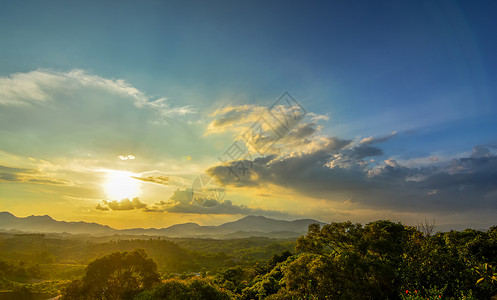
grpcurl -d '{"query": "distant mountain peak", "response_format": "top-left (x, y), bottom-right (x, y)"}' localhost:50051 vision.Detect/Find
top-left (167, 222), bottom-right (200, 229)
top-left (26, 214), bottom-right (53, 220)
top-left (235, 215), bottom-right (267, 223)
top-left (0, 211), bottom-right (324, 238)
top-left (241, 215), bottom-right (269, 220)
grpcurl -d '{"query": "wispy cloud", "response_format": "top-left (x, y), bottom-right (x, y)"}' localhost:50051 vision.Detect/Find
top-left (206, 104), bottom-right (265, 135)
top-left (0, 69), bottom-right (195, 116)
top-left (359, 131), bottom-right (397, 145)
top-left (131, 176), bottom-right (169, 186)
top-left (0, 164), bottom-right (69, 185)
top-left (135, 97), bottom-right (195, 117)
top-left (0, 69), bottom-right (200, 163)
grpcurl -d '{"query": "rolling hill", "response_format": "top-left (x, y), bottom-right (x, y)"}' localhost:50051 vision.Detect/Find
top-left (0, 212), bottom-right (324, 238)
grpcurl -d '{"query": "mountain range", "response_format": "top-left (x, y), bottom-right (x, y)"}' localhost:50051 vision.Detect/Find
top-left (0, 212), bottom-right (324, 239)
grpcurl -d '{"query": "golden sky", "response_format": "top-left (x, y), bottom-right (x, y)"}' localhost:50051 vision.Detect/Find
top-left (1, 2), bottom-right (497, 229)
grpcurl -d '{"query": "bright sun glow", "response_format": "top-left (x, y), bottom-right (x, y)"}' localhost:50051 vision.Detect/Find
top-left (104, 170), bottom-right (141, 200)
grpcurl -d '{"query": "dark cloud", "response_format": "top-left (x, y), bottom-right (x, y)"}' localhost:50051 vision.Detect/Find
top-left (25, 178), bottom-right (69, 185)
top-left (131, 176), bottom-right (169, 186)
top-left (0, 173), bottom-right (21, 182)
top-left (348, 146), bottom-right (384, 159)
top-left (0, 165), bottom-right (30, 173)
top-left (0, 164), bottom-right (69, 185)
top-left (0, 165), bottom-right (30, 182)
top-left (204, 97), bottom-right (495, 215)
top-left (207, 141), bottom-right (497, 213)
top-left (95, 204), bottom-right (110, 211)
top-left (207, 136), bottom-right (355, 191)
top-left (265, 122), bottom-right (321, 153)
top-left (144, 190), bottom-right (288, 217)
top-left (257, 194), bottom-right (271, 197)
top-left (287, 122), bottom-right (317, 140)
top-left (97, 198), bottom-right (148, 211)
top-left (471, 145), bottom-right (492, 158)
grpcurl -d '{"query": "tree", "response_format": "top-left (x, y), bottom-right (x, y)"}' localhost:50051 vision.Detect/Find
top-left (134, 278), bottom-right (231, 300)
top-left (62, 249), bottom-right (160, 300)
top-left (281, 220), bottom-right (412, 299)
top-left (267, 250), bottom-right (292, 270)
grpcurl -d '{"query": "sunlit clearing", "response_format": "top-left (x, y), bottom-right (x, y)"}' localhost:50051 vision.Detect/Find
top-left (104, 170), bottom-right (141, 200)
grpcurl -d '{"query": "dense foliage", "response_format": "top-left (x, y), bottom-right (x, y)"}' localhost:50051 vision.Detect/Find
top-left (62, 249), bottom-right (160, 300)
top-left (240, 221), bottom-right (497, 299)
top-left (2, 221), bottom-right (497, 299)
top-left (0, 233), bottom-right (293, 298)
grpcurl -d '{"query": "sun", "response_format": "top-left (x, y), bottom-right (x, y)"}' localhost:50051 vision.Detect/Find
top-left (104, 170), bottom-right (141, 200)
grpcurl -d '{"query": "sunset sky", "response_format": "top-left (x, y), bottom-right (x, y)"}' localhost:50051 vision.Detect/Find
top-left (1, 1), bottom-right (496, 229)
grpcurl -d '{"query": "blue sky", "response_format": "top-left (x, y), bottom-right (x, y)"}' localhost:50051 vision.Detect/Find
top-left (0, 0), bottom-right (496, 228)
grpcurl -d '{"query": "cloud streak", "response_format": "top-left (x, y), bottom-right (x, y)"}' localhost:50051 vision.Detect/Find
top-left (131, 176), bottom-right (169, 186)
top-left (0, 69), bottom-right (195, 116)
top-left (359, 131), bottom-right (397, 145)
top-left (0, 164), bottom-right (69, 185)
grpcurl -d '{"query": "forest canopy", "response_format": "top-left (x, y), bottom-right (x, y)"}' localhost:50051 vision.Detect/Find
top-left (1, 220), bottom-right (496, 299)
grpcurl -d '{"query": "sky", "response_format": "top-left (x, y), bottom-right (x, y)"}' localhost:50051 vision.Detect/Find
top-left (1, 0), bottom-right (496, 229)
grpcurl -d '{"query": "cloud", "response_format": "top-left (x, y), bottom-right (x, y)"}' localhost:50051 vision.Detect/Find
top-left (97, 197), bottom-right (148, 211)
top-left (95, 204), bottom-right (110, 211)
top-left (144, 190), bottom-right (288, 217)
top-left (471, 145), bottom-right (492, 158)
top-left (0, 69), bottom-right (199, 161)
top-left (119, 155), bottom-right (135, 160)
top-left (363, 148), bottom-right (497, 211)
top-left (131, 176), bottom-right (169, 186)
top-left (207, 102), bottom-right (331, 160)
top-left (0, 165), bottom-right (30, 181)
top-left (286, 122), bottom-right (318, 140)
top-left (206, 141), bottom-right (497, 213)
top-left (347, 146), bottom-right (384, 159)
top-left (208, 136), bottom-right (354, 189)
top-left (359, 131), bottom-right (397, 145)
top-left (204, 100), bottom-right (496, 214)
top-left (0, 69), bottom-right (195, 116)
top-left (0, 164), bottom-right (69, 185)
top-left (135, 97), bottom-right (195, 117)
top-left (94, 189), bottom-right (286, 216)
top-left (206, 104), bottom-right (266, 134)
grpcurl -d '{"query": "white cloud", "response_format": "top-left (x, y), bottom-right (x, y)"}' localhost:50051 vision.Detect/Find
top-left (119, 155), bottom-right (135, 160)
top-left (0, 69), bottom-right (194, 116)
top-left (206, 103), bottom-right (330, 157)
top-left (0, 69), bottom-right (202, 163)
top-left (359, 131), bottom-right (397, 145)
top-left (0, 70), bottom-right (60, 106)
